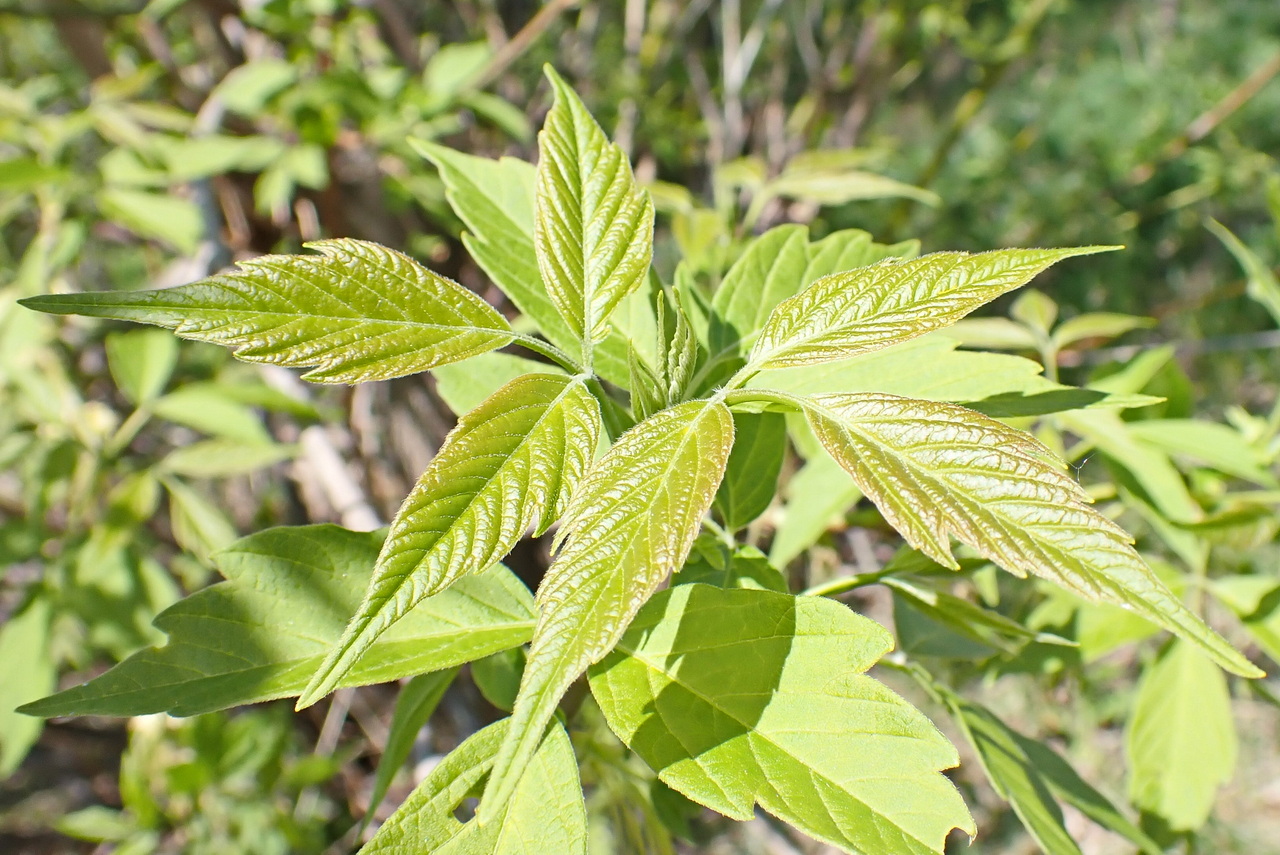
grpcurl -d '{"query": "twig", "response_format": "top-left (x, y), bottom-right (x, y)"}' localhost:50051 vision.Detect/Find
top-left (470, 0), bottom-right (580, 91)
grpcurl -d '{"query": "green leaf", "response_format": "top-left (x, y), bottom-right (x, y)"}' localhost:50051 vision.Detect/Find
top-left (588, 584), bottom-right (974, 854)
top-left (96, 187), bottom-right (202, 253)
top-left (535, 67), bottom-right (654, 347)
top-left (20, 526), bottom-right (535, 717)
top-left (746, 247), bottom-right (1116, 371)
top-left (1125, 418), bottom-right (1277, 486)
top-left (945, 693), bottom-right (1160, 855)
top-left (105, 329), bottom-right (178, 405)
top-left (152, 383), bottom-right (273, 443)
top-left (0, 599), bottom-right (56, 774)
top-left (802, 392), bottom-right (1261, 677)
top-left (160, 438), bottom-right (295, 478)
top-left (1208, 218), bottom-right (1280, 326)
top-left (298, 375), bottom-right (599, 709)
top-left (1052, 312), bottom-right (1154, 349)
top-left (472, 647), bottom-right (526, 713)
top-left (360, 718), bottom-right (586, 855)
top-left (1126, 641), bottom-right (1237, 831)
top-left (366, 669), bottom-right (458, 823)
top-left (944, 317), bottom-right (1040, 350)
top-left (1009, 289), bottom-right (1059, 334)
top-left (713, 411), bottom-right (785, 531)
top-left (412, 140), bottom-right (577, 360)
top-left (481, 400), bottom-right (734, 819)
top-left (769, 449), bottom-right (862, 567)
top-left (675, 534), bottom-right (788, 592)
top-left (20, 239), bottom-right (513, 383)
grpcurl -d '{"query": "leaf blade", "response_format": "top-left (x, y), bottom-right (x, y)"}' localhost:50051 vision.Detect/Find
top-left (20, 239), bottom-right (513, 383)
top-left (802, 392), bottom-right (1260, 677)
top-left (480, 400), bottom-right (734, 818)
top-left (747, 247), bottom-right (1117, 371)
top-left (298, 374), bottom-right (600, 708)
top-left (535, 67), bottom-right (654, 346)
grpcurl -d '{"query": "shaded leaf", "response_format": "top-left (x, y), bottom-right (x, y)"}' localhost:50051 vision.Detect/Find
top-left (298, 375), bottom-right (599, 709)
top-left (433, 352), bottom-right (561, 417)
top-left (481, 401), bottom-right (734, 818)
top-left (713, 411), bottom-right (786, 531)
top-left (675, 534), bottom-right (788, 592)
top-left (105, 329), bottom-right (177, 405)
top-left (20, 526), bottom-right (535, 717)
top-left (21, 239), bottom-right (512, 383)
top-left (803, 392), bottom-right (1259, 676)
top-left (747, 247), bottom-right (1115, 371)
top-left (589, 584), bottom-right (974, 854)
top-left (366, 669), bottom-right (458, 823)
top-left (361, 718), bottom-right (586, 855)
top-left (1126, 641), bottom-right (1237, 831)
top-left (535, 67), bottom-right (654, 346)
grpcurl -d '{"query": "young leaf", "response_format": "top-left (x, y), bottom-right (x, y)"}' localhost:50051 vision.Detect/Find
top-left (20, 239), bottom-right (513, 383)
top-left (298, 375), bottom-right (600, 709)
top-left (675, 534), bottom-right (789, 592)
top-left (1126, 641), bottom-right (1237, 831)
top-left (535, 66), bottom-right (654, 347)
top-left (20, 526), bottom-right (535, 718)
top-left (588, 584), bottom-right (974, 855)
top-left (944, 693), bottom-right (1161, 855)
top-left (802, 392), bottom-right (1261, 677)
top-left (745, 247), bottom-right (1116, 371)
top-left (713, 411), bottom-right (786, 532)
top-left (481, 400), bottom-right (734, 820)
top-left (361, 718), bottom-right (586, 855)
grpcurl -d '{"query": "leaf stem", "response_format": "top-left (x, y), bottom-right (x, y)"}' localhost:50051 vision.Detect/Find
top-left (507, 332), bottom-right (583, 374)
top-left (721, 388), bottom-right (806, 411)
top-left (801, 566), bottom-right (900, 598)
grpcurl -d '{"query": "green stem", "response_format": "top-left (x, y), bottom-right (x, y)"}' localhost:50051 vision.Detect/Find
top-left (801, 566), bottom-right (899, 598)
top-left (507, 332), bottom-right (583, 374)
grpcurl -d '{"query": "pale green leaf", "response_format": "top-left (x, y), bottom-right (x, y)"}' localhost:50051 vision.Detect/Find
top-left (1009, 289), bottom-right (1059, 333)
top-left (21, 239), bottom-right (513, 383)
top-left (1125, 418), bottom-right (1277, 486)
top-left (764, 169), bottom-right (940, 207)
top-left (105, 329), bottom-right (177, 405)
top-left (20, 526), bottom-right (535, 717)
top-left (713, 411), bottom-right (786, 531)
top-left (360, 718), bottom-right (586, 855)
top-left (160, 438), bottom-right (295, 478)
top-left (1126, 641), bottom-right (1237, 830)
top-left (412, 140), bottom-right (578, 359)
top-left (152, 383), bottom-right (273, 443)
top-left (535, 67), bottom-right (654, 345)
top-left (945, 693), bottom-right (1160, 855)
top-left (298, 375), bottom-right (600, 709)
top-left (747, 247), bottom-right (1116, 371)
top-left (1208, 218), bottom-right (1280, 326)
top-left (1052, 312), bottom-right (1154, 349)
top-left (164, 477), bottom-right (236, 563)
top-left (481, 401), bottom-right (734, 818)
top-left (96, 187), bottom-right (202, 253)
top-left (769, 449), bottom-right (862, 567)
top-left (1212, 577), bottom-right (1280, 664)
top-left (803, 392), bottom-right (1260, 676)
top-left (0, 599), bottom-right (56, 774)
top-left (433, 351), bottom-right (563, 417)
top-left (367, 669), bottom-right (458, 823)
top-left (944, 317), bottom-right (1040, 350)
top-left (588, 584), bottom-right (974, 854)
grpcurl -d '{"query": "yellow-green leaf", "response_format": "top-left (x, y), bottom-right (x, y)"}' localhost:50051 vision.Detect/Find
top-left (298, 374), bottom-right (600, 708)
top-left (535, 67), bottom-right (654, 346)
top-left (802, 392), bottom-right (1260, 677)
top-left (480, 400), bottom-right (734, 819)
top-left (746, 247), bottom-right (1116, 371)
top-left (20, 239), bottom-right (512, 383)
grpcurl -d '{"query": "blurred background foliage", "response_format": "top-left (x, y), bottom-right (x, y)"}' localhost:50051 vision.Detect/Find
top-left (2, 1), bottom-right (1280, 853)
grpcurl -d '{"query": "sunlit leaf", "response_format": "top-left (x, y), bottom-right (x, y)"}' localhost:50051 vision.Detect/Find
top-left (535, 67), bottom-right (653, 346)
top-left (361, 718), bottom-right (586, 855)
top-left (21, 239), bottom-right (513, 383)
top-left (20, 526), bottom-right (535, 717)
top-left (589, 584), bottom-right (974, 854)
top-left (481, 401), bottom-right (734, 818)
top-left (1126, 641), bottom-right (1237, 831)
top-left (802, 392), bottom-right (1260, 677)
top-left (747, 247), bottom-right (1116, 371)
top-left (298, 375), bottom-right (599, 709)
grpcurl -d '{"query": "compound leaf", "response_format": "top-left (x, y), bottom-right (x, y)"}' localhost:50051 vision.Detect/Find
top-left (20, 526), bottom-right (535, 718)
top-left (535, 66), bottom-right (654, 346)
top-left (588, 584), bottom-right (974, 855)
top-left (361, 718), bottom-right (585, 855)
top-left (747, 247), bottom-right (1115, 371)
top-left (20, 239), bottom-right (512, 383)
top-left (298, 374), bottom-right (600, 709)
top-left (480, 401), bottom-right (734, 818)
top-left (802, 392), bottom-right (1260, 677)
